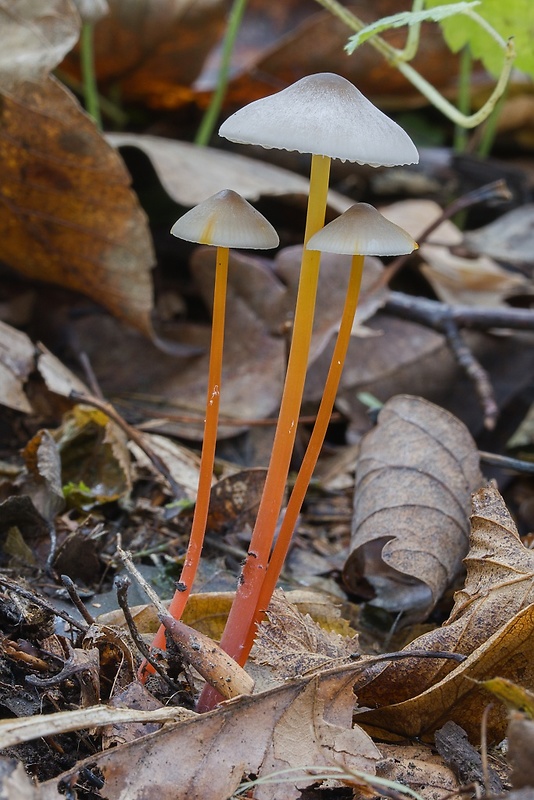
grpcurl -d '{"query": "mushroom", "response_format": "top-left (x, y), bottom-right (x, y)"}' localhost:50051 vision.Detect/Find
top-left (146, 189), bottom-right (278, 664)
top-left (240, 204), bottom-right (418, 656)
top-left (199, 74), bottom-right (418, 709)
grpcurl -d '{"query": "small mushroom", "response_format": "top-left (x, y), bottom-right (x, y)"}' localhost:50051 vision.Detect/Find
top-left (211, 75), bottom-right (419, 681)
top-left (243, 204), bottom-right (418, 654)
top-left (146, 190), bottom-right (278, 664)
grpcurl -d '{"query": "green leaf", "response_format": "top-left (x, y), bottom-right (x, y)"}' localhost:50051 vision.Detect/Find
top-left (345, 2), bottom-right (481, 53)
top-left (425, 0), bottom-right (534, 77)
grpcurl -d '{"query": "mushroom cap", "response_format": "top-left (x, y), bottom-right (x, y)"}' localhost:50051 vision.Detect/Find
top-left (219, 73), bottom-right (419, 167)
top-left (306, 203), bottom-right (418, 256)
top-left (170, 189), bottom-right (279, 249)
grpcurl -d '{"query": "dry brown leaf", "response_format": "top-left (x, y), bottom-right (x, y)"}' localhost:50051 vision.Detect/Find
top-left (355, 602), bottom-right (534, 744)
top-left (0, 0), bottom-right (80, 92)
top-left (381, 199), bottom-right (528, 306)
top-left (107, 134), bottom-right (351, 210)
top-left (62, 0), bottom-right (225, 107)
top-left (39, 665), bottom-right (380, 800)
top-left (252, 590), bottom-right (358, 681)
top-left (508, 713), bottom-right (534, 789)
top-left (465, 204), bottom-right (534, 271)
top-left (356, 486), bottom-right (534, 710)
top-left (0, 320), bottom-right (35, 413)
top-left (0, 76), bottom-right (156, 337)
top-left (378, 743), bottom-right (461, 800)
top-left (343, 395), bottom-right (483, 621)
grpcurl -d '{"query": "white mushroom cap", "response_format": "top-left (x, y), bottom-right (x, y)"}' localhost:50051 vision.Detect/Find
top-left (219, 73), bottom-right (419, 167)
top-left (306, 203), bottom-right (418, 256)
top-left (170, 189), bottom-right (279, 249)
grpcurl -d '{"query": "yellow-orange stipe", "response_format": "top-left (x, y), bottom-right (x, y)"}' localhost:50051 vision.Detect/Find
top-left (198, 155), bottom-right (331, 710)
top-left (145, 246), bottom-right (229, 659)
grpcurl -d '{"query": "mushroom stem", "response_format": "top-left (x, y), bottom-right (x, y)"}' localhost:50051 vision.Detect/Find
top-left (197, 155), bottom-right (330, 710)
top-left (148, 246), bottom-right (229, 657)
top-left (242, 254), bottom-right (365, 657)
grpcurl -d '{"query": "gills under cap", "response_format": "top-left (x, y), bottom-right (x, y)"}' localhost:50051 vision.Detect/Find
top-left (171, 189), bottom-right (279, 249)
top-left (219, 73), bottom-right (419, 168)
top-left (306, 202), bottom-right (418, 256)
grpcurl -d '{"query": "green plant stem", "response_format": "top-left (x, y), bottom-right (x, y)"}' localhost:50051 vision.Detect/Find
top-left (80, 22), bottom-right (102, 129)
top-left (314, 0), bottom-right (515, 128)
top-left (197, 154), bottom-right (331, 711)
top-left (477, 83), bottom-right (508, 157)
top-left (195, 0), bottom-right (249, 146)
top-left (454, 46), bottom-right (473, 152)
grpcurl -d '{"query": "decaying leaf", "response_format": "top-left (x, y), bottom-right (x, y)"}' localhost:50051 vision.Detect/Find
top-left (381, 199), bottom-right (528, 306)
top-left (0, 320), bottom-right (35, 413)
top-left (507, 712), bottom-right (534, 789)
top-left (0, 76), bottom-right (156, 337)
top-left (252, 590), bottom-right (358, 682)
top-left (343, 395), bottom-right (483, 621)
top-left (22, 430), bottom-right (65, 522)
top-left (377, 743), bottom-right (461, 800)
top-left (350, 487), bottom-right (534, 742)
top-left (107, 134), bottom-right (351, 210)
top-left (39, 665), bottom-right (380, 800)
top-left (52, 405), bottom-right (132, 508)
top-left (355, 603), bottom-right (534, 744)
top-left (465, 204), bottom-right (534, 270)
top-left (0, 0), bottom-right (80, 92)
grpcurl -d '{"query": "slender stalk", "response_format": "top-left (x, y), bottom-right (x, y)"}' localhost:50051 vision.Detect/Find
top-left (146, 247), bottom-right (229, 658)
top-left (198, 155), bottom-right (331, 711)
top-left (195, 0), bottom-right (249, 146)
top-left (80, 22), bottom-right (102, 130)
top-left (240, 255), bottom-right (366, 658)
top-left (454, 46), bottom-right (472, 152)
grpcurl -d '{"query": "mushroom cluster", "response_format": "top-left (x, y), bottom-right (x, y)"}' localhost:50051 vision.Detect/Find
top-left (151, 74), bottom-right (419, 707)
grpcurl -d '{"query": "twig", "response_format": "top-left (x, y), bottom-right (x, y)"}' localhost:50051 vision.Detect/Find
top-left (371, 179), bottom-right (512, 293)
top-left (69, 390), bottom-right (185, 499)
top-left (60, 575), bottom-right (96, 626)
top-left (479, 451), bottom-right (534, 476)
top-left (114, 575), bottom-right (178, 690)
top-left (0, 577), bottom-right (87, 634)
top-left (384, 291), bottom-right (534, 430)
top-left (441, 316), bottom-right (498, 430)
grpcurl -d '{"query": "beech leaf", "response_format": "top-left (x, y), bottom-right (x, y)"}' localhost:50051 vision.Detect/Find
top-left (355, 487), bottom-right (534, 739)
top-left (39, 666), bottom-right (380, 800)
top-left (343, 395), bottom-right (483, 621)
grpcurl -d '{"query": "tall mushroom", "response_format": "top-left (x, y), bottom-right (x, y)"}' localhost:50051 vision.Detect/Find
top-left (146, 189), bottom-right (278, 664)
top-left (199, 74), bottom-right (418, 708)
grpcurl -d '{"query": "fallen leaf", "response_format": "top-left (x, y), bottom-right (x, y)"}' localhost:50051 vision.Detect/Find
top-left (0, 0), bottom-right (80, 92)
top-left (39, 664), bottom-right (380, 800)
top-left (62, 0), bottom-right (226, 108)
top-left (129, 432), bottom-right (202, 500)
top-left (355, 603), bottom-right (534, 744)
top-left (22, 429), bottom-right (65, 522)
top-left (0, 76), bottom-right (156, 336)
top-left (107, 134), bottom-right (351, 210)
top-left (53, 405), bottom-right (132, 508)
top-left (355, 486), bottom-right (534, 713)
top-left (252, 590), bottom-right (358, 681)
top-left (381, 199), bottom-right (528, 306)
top-left (343, 395), bottom-right (483, 621)
top-left (464, 204), bottom-right (534, 271)
top-left (377, 743), bottom-right (461, 800)
top-left (0, 758), bottom-right (40, 800)
top-left (0, 320), bottom-right (35, 413)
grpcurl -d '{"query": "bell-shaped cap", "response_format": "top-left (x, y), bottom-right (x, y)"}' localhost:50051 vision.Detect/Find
top-left (171, 189), bottom-right (279, 249)
top-left (306, 203), bottom-right (418, 256)
top-left (219, 73), bottom-right (419, 167)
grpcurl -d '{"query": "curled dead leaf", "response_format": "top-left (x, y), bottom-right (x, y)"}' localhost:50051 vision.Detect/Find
top-left (343, 395), bottom-right (483, 622)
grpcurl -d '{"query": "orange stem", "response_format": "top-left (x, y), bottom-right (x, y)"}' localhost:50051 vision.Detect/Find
top-left (198, 155), bottom-right (331, 710)
top-left (143, 247), bottom-right (229, 669)
top-left (241, 254), bottom-right (365, 658)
